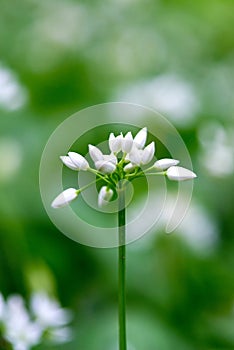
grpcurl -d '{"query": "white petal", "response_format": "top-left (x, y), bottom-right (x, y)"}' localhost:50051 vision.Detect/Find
top-left (109, 133), bottom-right (123, 153)
top-left (98, 186), bottom-right (114, 207)
top-left (124, 162), bottom-right (137, 172)
top-left (88, 144), bottom-right (104, 162)
top-left (122, 131), bottom-right (133, 153)
top-left (51, 188), bottom-right (78, 208)
top-left (60, 156), bottom-right (79, 170)
top-left (141, 142), bottom-right (155, 165)
top-left (30, 293), bottom-right (72, 328)
top-left (166, 166), bottom-right (197, 181)
top-left (134, 127), bottom-right (147, 149)
top-left (68, 152), bottom-right (89, 170)
top-left (95, 160), bottom-right (116, 174)
top-left (128, 146), bottom-right (142, 165)
top-left (153, 158), bottom-right (180, 170)
top-left (103, 153), bottom-right (117, 165)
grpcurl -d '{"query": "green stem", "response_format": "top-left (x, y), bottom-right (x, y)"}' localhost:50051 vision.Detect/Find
top-left (88, 168), bottom-right (113, 185)
top-left (78, 177), bottom-right (102, 193)
top-left (118, 184), bottom-right (127, 350)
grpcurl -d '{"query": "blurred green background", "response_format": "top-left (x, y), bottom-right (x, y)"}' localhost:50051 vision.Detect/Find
top-left (0, 0), bottom-right (234, 349)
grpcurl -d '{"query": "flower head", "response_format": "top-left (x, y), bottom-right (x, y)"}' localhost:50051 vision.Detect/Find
top-left (51, 127), bottom-right (197, 209)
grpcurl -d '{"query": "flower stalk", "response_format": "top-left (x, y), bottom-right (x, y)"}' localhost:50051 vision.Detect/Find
top-left (118, 183), bottom-right (126, 350)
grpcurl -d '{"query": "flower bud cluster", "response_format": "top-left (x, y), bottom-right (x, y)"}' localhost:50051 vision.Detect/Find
top-left (52, 127), bottom-right (197, 208)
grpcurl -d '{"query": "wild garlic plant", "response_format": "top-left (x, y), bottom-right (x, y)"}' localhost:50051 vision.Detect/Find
top-left (51, 126), bottom-right (196, 350)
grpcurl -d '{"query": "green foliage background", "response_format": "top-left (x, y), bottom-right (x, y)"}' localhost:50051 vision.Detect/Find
top-left (0, 0), bottom-right (234, 349)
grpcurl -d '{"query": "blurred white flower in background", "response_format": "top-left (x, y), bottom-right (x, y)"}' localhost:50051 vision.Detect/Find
top-left (128, 195), bottom-right (218, 256)
top-left (48, 326), bottom-right (73, 344)
top-left (0, 292), bottom-right (73, 350)
top-left (27, 3), bottom-right (91, 72)
top-left (0, 63), bottom-right (27, 111)
top-left (161, 195), bottom-right (218, 255)
top-left (198, 122), bottom-right (234, 177)
top-left (3, 295), bottom-right (42, 350)
top-left (0, 293), bottom-right (4, 320)
top-left (114, 74), bottom-right (199, 126)
top-left (30, 292), bottom-right (72, 328)
top-left (0, 138), bottom-right (23, 183)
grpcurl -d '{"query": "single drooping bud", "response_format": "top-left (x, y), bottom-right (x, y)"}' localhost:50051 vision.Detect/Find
top-left (60, 156), bottom-right (80, 170)
top-left (98, 186), bottom-right (114, 207)
top-left (51, 188), bottom-right (78, 208)
top-left (153, 158), bottom-right (179, 170)
top-left (68, 152), bottom-right (89, 170)
top-left (166, 166), bottom-right (197, 181)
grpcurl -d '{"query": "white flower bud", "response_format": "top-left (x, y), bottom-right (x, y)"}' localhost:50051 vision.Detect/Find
top-left (60, 156), bottom-right (79, 170)
top-left (51, 188), bottom-right (78, 208)
top-left (128, 142), bottom-right (155, 166)
top-left (166, 166), bottom-right (197, 181)
top-left (133, 127), bottom-right (147, 149)
top-left (68, 152), bottom-right (89, 170)
top-left (109, 133), bottom-right (123, 153)
top-left (141, 142), bottom-right (155, 165)
top-left (95, 160), bottom-right (116, 174)
top-left (122, 131), bottom-right (133, 153)
top-left (103, 153), bottom-right (117, 165)
top-left (88, 144), bottom-right (104, 162)
top-left (153, 158), bottom-right (180, 170)
top-left (127, 145), bottom-right (142, 165)
top-left (98, 186), bottom-right (114, 207)
top-left (124, 162), bottom-right (136, 172)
